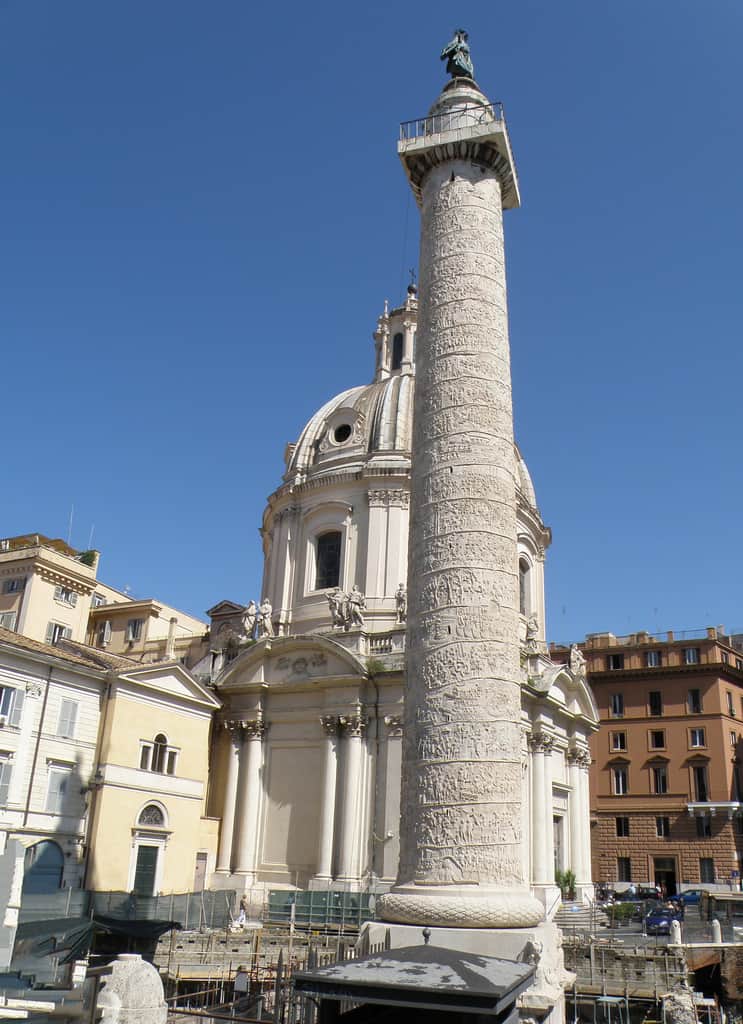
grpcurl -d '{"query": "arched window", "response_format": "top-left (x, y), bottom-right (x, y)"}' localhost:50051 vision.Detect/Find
top-left (519, 558), bottom-right (531, 616)
top-left (152, 734), bottom-right (168, 774)
top-left (138, 804), bottom-right (165, 827)
top-left (23, 840), bottom-right (64, 894)
top-left (316, 531), bottom-right (341, 590)
top-left (391, 333), bottom-right (404, 371)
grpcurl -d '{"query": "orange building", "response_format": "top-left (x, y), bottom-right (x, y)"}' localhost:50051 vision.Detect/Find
top-left (552, 627), bottom-right (743, 895)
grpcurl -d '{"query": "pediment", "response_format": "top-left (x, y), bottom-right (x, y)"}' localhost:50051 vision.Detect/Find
top-left (217, 634), bottom-right (368, 691)
top-left (116, 662), bottom-right (221, 710)
top-left (207, 599), bottom-right (246, 617)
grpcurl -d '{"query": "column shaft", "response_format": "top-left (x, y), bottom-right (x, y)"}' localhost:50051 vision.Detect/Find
top-left (234, 719), bottom-right (267, 877)
top-left (531, 746), bottom-right (548, 884)
top-left (315, 717), bottom-right (339, 881)
top-left (216, 727), bottom-right (242, 872)
top-left (336, 710), bottom-right (366, 881)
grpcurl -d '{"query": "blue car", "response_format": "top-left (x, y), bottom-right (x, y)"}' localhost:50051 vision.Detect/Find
top-left (644, 905), bottom-right (683, 935)
top-left (678, 889), bottom-right (705, 906)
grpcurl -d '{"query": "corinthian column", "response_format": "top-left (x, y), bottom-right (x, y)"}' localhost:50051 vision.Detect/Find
top-left (566, 748), bottom-right (585, 887)
top-left (216, 723), bottom-right (242, 872)
top-left (530, 732), bottom-right (554, 886)
top-left (314, 715), bottom-right (340, 883)
top-left (379, 72), bottom-right (542, 928)
top-left (336, 707), bottom-right (367, 882)
top-left (233, 716), bottom-right (267, 881)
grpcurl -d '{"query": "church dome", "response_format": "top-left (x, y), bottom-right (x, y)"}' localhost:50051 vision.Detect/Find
top-left (285, 374), bottom-right (414, 484)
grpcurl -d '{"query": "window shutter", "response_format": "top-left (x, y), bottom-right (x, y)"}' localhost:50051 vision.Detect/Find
top-left (9, 688), bottom-right (24, 728)
top-left (45, 622), bottom-right (55, 643)
top-left (103, 620), bottom-right (112, 644)
top-left (63, 627), bottom-right (72, 640)
top-left (0, 762), bottom-right (11, 805)
top-left (70, 592), bottom-right (78, 607)
top-left (58, 699), bottom-right (78, 738)
top-left (54, 586), bottom-right (62, 600)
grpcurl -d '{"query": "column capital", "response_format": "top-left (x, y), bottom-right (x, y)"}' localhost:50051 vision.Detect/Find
top-left (320, 714), bottom-right (340, 737)
top-left (566, 746), bottom-right (591, 769)
top-left (384, 715), bottom-right (404, 736)
top-left (529, 731), bottom-right (554, 754)
top-left (243, 716), bottom-right (267, 740)
top-left (368, 489), bottom-right (409, 509)
top-left (339, 707), bottom-right (367, 737)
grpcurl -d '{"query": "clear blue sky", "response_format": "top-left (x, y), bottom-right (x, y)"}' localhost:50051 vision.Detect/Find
top-left (2, 1), bottom-right (742, 643)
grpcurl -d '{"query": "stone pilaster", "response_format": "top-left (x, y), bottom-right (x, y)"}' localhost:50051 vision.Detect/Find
top-left (379, 78), bottom-right (542, 929)
top-left (529, 732), bottom-right (555, 886)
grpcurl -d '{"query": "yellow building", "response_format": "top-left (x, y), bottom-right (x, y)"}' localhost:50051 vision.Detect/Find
top-left (0, 533), bottom-right (208, 668)
top-left (85, 661), bottom-right (221, 895)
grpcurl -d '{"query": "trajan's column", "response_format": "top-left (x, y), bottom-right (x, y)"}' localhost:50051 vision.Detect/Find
top-left (378, 32), bottom-right (544, 931)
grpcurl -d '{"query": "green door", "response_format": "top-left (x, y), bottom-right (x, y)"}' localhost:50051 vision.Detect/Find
top-left (133, 845), bottom-right (159, 896)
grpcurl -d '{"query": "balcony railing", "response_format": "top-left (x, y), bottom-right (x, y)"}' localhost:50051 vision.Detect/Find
top-left (400, 101), bottom-right (504, 142)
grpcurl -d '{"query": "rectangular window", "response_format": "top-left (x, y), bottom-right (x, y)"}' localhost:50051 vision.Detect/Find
top-left (693, 765), bottom-right (709, 802)
top-left (57, 699), bottom-right (78, 739)
top-left (696, 816), bottom-right (712, 838)
top-left (650, 730), bottom-right (665, 749)
top-left (652, 764), bottom-right (668, 794)
top-left (139, 744), bottom-right (153, 771)
top-left (126, 619), bottom-right (144, 642)
top-left (615, 816), bottom-right (630, 837)
top-left (0, 759), bottom-right (12, 805)
top-left (0, 686), bottom-right (24, 727)
top-left (617, 857), bottom-right (632, 882)
top-left (53, 585), bottom-right (78, 607)
top-left (687, 689), bottom-right (703, 714)
top-left (0, 612), bottom-right (17, 630)
top-left (45, 767), bottom-right (71, 815)
top-left (2, 578), bottom-right (24, 594)
top-left (97, 620), bottom-right (112, 647)
top-left (727, 692), bottom-right (735, 717)
top-left (612, 766), bottom-right (629, 795)
top-left (700, 857), bottom-right (715, 883)
top-left (648, 690), bottom-right (663, 716)
top-left (690, 727), bottom-right (706, 748)
top-left (722, 651), bottom-right (729, 665)
top-left (45, 622), bottom-right (72, 644)
top-left (610, 693), bottom-right (624, 718)
top-left (646, 651), bottom-right (662, 668)
top-left (656, 816), bottom-right (670, 838)
top-left (608, 653), bottom-right (625, 671)
top-left (166, 750), bottom-right (177, 776)
top-left (91, 593), bottom-right (107, 607)
top-left (610, 731), bottom-right (627, 752)
top-left (731, 731), bottom-right (738, 748)
top-left (684, 647), bottom-right (700, 665)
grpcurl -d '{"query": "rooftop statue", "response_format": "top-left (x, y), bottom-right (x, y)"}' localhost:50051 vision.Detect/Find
top-left (440, 29), bottom-right (475, 80)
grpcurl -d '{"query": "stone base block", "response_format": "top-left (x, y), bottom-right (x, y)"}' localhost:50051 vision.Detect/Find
top-left (378, 884), bottom-right (543, 928)
top-left (359, 920), bottom-right (573, 1024)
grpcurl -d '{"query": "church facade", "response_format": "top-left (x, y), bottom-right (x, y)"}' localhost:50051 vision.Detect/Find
top-left (205, 286), bottom-right (599, 909)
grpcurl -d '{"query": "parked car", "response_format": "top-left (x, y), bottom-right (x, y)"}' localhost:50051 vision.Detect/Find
top-left (644, 905), bottom-right (683, 935)
top-left (678, 889), bottom-right (705, 906)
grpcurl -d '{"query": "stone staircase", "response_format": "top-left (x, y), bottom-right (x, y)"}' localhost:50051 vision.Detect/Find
top-left (554, 900), bottom-right (610, 932)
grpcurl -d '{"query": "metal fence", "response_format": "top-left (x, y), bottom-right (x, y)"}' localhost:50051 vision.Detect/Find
top-left (19, 888), bottom-right (237, 930)
top-left (399, 101), bottom-right (504, 141)
top-left (265, 890), bottom-right (374, 931)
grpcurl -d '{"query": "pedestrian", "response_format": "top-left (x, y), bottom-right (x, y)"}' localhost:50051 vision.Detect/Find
top-left (236, 894), bottom-right (248, 927)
